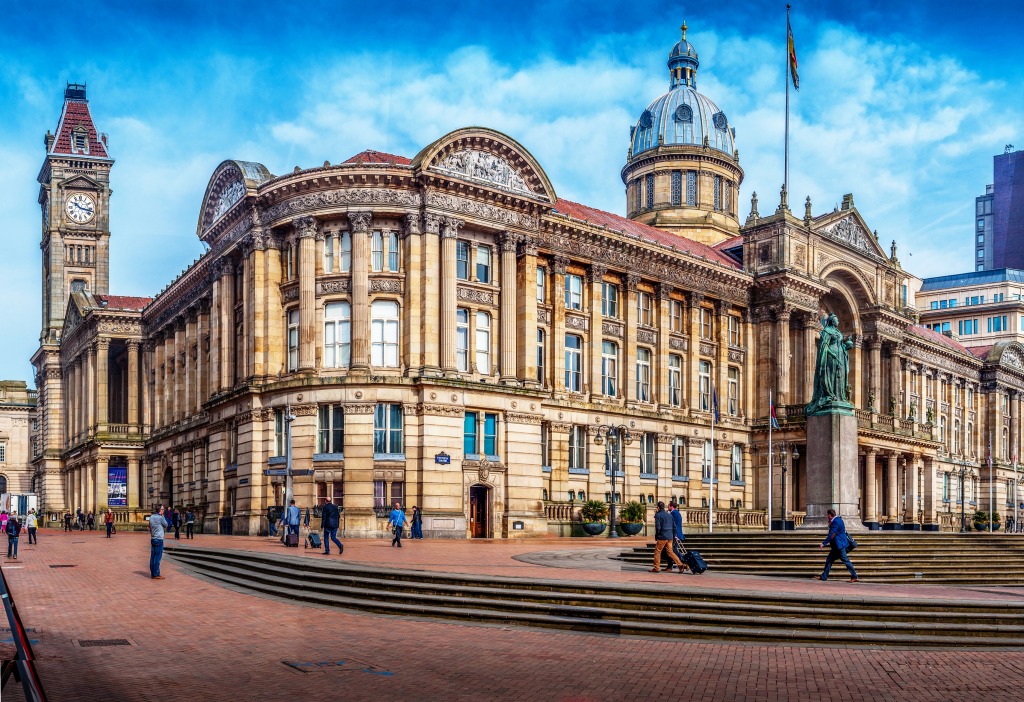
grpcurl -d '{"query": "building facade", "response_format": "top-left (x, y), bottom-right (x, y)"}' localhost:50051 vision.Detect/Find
top-left (30, 30), bottom-right (1024, 536)
top-left (976, 148), bottom-right (1023, 271)
top-left (0, 381), bottom-right (38, 498)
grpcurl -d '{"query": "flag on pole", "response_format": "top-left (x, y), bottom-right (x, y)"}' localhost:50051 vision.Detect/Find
top-left (787, 12), bottom-right (800, 91)
top-left (770, 398), bottom-right (781, 430)
top-left (711, 383), bottom-right (720, 424)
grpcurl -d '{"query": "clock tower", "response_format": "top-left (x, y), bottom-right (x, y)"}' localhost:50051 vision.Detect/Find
top-left (37, 82), bottom-right (113, 344)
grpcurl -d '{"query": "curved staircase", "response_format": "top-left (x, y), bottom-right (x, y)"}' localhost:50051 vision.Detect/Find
top-left (167, 544), bottom-right (1024, 648)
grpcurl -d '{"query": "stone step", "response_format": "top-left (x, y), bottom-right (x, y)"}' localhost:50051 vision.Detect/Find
top-left (167, 546), bottom-right (1024, 647)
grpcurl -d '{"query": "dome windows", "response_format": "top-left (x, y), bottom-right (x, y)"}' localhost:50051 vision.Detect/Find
top-left (674, 105), bottom-right (693, 123)
top-left (712, 112), bottom-right (728, 131)
top-left (639, 110), bottom-right (653, 129)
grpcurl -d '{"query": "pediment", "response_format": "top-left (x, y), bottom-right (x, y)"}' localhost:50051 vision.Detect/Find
top-left (59, 174), bottom-right (101, 191)
top-left (985, 342), bottom-right (1024, 371)
top-left (196, 160), bottom-right (274, 238)
top-left (811, 209), bottom-right (888, 261)
top-left (413, 127), bottom-right (556, 203)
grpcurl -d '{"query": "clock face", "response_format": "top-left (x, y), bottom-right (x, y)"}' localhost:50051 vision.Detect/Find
top-left (65, 193), bottom-right (96, 224)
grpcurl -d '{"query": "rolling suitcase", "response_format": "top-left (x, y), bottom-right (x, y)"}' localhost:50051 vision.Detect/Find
top-left (305, 532), bottom-right (322, 549)
top-left (682, 549), bottom-right (708, 574)
top-left (286, 531), bottom-right (300, 547)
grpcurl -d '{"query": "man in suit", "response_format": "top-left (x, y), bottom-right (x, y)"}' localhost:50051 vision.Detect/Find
top-left (815, 508), bottom-right (858, 582)
top-left (650, 502), bottom-right (685, 573)
top-left (320, 501), bottom-right (344, 555)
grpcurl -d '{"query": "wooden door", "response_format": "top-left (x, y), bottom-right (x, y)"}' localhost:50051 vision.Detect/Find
top-left (470, 485), bottom-right (488, 538)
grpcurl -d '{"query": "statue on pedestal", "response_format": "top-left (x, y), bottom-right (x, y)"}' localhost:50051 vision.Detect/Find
top-left (806, 313), bottom-right (855, 416)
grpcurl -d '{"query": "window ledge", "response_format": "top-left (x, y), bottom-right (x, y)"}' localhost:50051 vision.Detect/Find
top-left (701, 478), bottom-right (720, 485)
top-left (730, 480), bottom-right (746, 486)
top-left (671, 476), bottom-right (689, 483)
top-left (373, 453), bottom-right (405, 462)
top-left (313, 453), bottom-right (345, 462)
top-left (268, 456), bottom-right (287, 466)
top-left (542, 465), bottom-right (552, 474)
top-left (568, 468), bottom-right (590, 475)
top-left (639, 473), bottom-right (658, 480)
top-left (604, 470), bottom-right (625, 477)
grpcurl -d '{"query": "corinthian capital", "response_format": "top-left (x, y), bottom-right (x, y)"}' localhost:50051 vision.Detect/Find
top-left (499, 231), bottom-right (520, 253)
top-left (402, 212), bottom-right (422, 237)
top-left (423, 213), bottom-right (443, 235)
top-left (347, 211), bottom-right (372, 233)
top-left (440, 216), bottom-right (465, 239)
top-left (293, 216), bottom-right (318, 239)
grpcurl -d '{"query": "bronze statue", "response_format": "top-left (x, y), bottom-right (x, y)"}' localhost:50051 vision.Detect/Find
top-left (806, 313), bottom-right (854, 415)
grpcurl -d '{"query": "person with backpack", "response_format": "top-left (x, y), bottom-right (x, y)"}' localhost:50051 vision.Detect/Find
top-left (26, 509), bottom-right (38, 545)
top-left (410, 506), bottom-right (424, 539)
top-left (387, 502), bottom-right (408, 548)
top-left (320, 501), bottom-right (344, 556)
top-left (6, 512), bottom-right (22, 560)
top-left (86, 512), bottom-right (95, 530)
top-left (185, 510), bottom-right (196, 539)
top-left (171, 509), bottom-right (182, 540)
top-left (63, 511), bottom-right (73, 532)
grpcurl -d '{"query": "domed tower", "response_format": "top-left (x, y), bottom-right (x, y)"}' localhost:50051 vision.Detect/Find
top-left (622, 23), bottom-right (743, 246)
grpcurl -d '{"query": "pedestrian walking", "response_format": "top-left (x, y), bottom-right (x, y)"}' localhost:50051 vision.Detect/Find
top-left (170, 509), bottom-right (182, 540)
top-left (185, 509), bottom-right (196, 539)
top-left (77, 509), bottom-right (86, 531)
top-left (86, 511), bottom-right (95, 530)
top-left (388, 502), bottom-right (408, 547)
top-left (147, 505), bottom-right (170, 579)
top-left (283, 500), bottom-right (301, 544)
top-left (63, 511), bottom-right (72, 532)
top-left (6, 513), bottom-right (22, 560)
top-left (650, 502), bottom-right (685, 573)
top-left (410, 506), bottom-right (423, 539)
top-left (26, 509), bottom-right (38, 545)
top-left (0, 511), bottom-right (8, 535)
top-left (815, 508), bottom-right (859, 582)
top-left (665, 501), bottom-right (689, 572)
top-left (320, 501), bottom-right (344, 555)
top-left (104, 509), bottom-right (115, 538)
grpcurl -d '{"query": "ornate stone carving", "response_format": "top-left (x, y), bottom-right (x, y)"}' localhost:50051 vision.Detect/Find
top-left (370, 278), bottom-right (403, 294)
top-left (292, 403), bottom-right (318, 417)
top-left (588, 263), bottom-right (608, 284)
top-left (281, 285), bottom-right (300, 303)
top-left (440, 216), bottom-right (465, 239)
top-left (537, 308), bottom-right (551, 325)
top-left (687, 291), bottom-right (704, 307)
top-left (214, 179), bottom-right (246, 221)
top-left (658, 282), bottom-right (674, 300)
top-left (423, 213), bottom-right (442, 234)
top-left (552, 255), bottom-right (570, 275)
top-left (293, 216), bottom-right (318, 239)
top-left (317, 279), bottom-right (351, 295)
top-left (426, 191), bottom-right (538, 229)
top-left (637, 329), bottom-right (656, 345)
top-left (498, 231), bottom-right (520, 253)
top-left (728, 349), bottom-right (744, 363)
top-left (565, 313), bottom-right (589, 332)
top-left (505, 412), bottom-right (543, 425)
top-left (669, 336), bottom-right (688, 351)
top-left (402, 212), bottom-right (421, 236)
top-left (457, 286), bottom-right (494, 305)
top-left (347, 211), bottom-right (372, 233)
top-left (433, 149), bottom-right (534, 197)
top-left (413, 403), bottom-right (466, 417)
top-left (344, 403), bottom-right (377, 415)
top-left (518, 236), bottom-right (539, 257)
top-left (97, 320), bottom-right (142, 335)
top-left (602, 320), bottom-right (623, 339)
top-left (699, 342), bottom-right (715, 357)
top-left (262, 190), bottom-right (420, 225)
top-left (819, 216), bottom-right (879, 258)
top-left (625, 273), bottom-right (641, 292)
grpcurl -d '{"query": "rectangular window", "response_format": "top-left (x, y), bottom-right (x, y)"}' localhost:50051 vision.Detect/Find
top-left (476, 244), bottom-right (491, 283)
top-left (483, 413), bottom-right (497, 456)
top-left (537, 268), bottom-right (546, 303)
top-left (370, 300), bottom-right (400, 367)
top-left (317, 404), bottom-right (345, 455)
top-left (565, 334), bottom-right (583, 392)
top-left (645, 173), bottom-right (654, 209)
top-left (316, 480), bottom-right (344, 507)
top-left (569, 425), bottom-right (586, 471)
top-left (699, 360), bottom-right (712, 411)
top-left (731, 445), bottom-right (742, 482)
top-left (463, 413), bottom-right (478, 456)
top-left (456, 308), bottom-right (470, 372)
top-left (564, 274), bottom-right (583, 310)
top-left (930, 301), bottom-right (939, 310)
top-left (323, 302), bottom-right (351, 368)
top-left (978, 218), bottom-right (985, 231)
top-left (273, 409), bottom-right (285, 457)
top-left (637, 291), bottom-right (653, 326)
top-left (702, 439), bottom-right (713, 480)
top-left (387, 231), bottom-right (399, 272)
top-left (374, 403), bottom-right (403, 456)
top-left (672, 438), bottom-right (686, 478)
top-left (686, 171), bottom-right (697, 206)
top-left (669, 354), bottom-right (682, 407)
top-left (727, 367), bottom-right (739, 416)
top-left (286, 309), bottom-right (299, 372)
top-left (640, 433), bottom-right (656, 475)
top-left (636, 348), bottom-right (651, 402)
top-left (476, 311), bottom-right (491, 374)
top-left (540, 423), bottom-right (550, 469)
top-left (536, 329), bottom-right (545, 384)
top-left (700, 308), bottom-right (713, 339)
top-left (371, 231), bottom-right (384, 272)
top-left (669, 300), bottom-right (683, 333)
top-left (601, 341), bottom-right (618, 397)
top-left (605, 440), bottom-right (622, 477)
top-left (942, 473), bottom-right (950, 502)
top-left (456, 241), bottom-right (470, 280)
top-left (339, 231), bottom-right (352, 272)
top-left (978, 234), bottom-right (984, 244)
top-left (728, 315), bottom-right (741, 346)
top-left (601, 282), bottom-right (619, 318)
top-left (324, 233), bottom-right (334, 273)
top-left (670, 170), bottom-right (682, 205)
top-left (713, 175), bottom-right (722, 211)
top-left (374, 480), bottom-right (386, 511)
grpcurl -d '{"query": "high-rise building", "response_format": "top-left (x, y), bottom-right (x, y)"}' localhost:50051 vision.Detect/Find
top-left (975, 147), bottom-right (1023, 271)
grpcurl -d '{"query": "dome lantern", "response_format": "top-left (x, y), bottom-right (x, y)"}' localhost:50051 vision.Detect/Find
top-left (668, 21), bottom-right (699, 89)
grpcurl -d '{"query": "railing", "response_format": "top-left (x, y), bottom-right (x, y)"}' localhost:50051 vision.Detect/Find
top-left (0, 565), bottom-right (48, 700)
top-left (106, 424), bottom-right (130, 434)
top-left (680, 508), bottom-right (767, 530)
top-left (545, 503), bottom-right (580, 521)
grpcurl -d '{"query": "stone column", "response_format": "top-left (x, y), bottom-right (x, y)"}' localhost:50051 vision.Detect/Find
top-left (889, 347), bottom-right (902, 418)
top-left (922, 455), bottom-right (938, 530)
top-left (95, 461), bottom-right (108, 513)
top-left (849, 338), bottom-right (863, 408)
top-left (904, 454), bottom-right (920, 529)
top-left (293, 216), bottom-right (318, 372)
top-left (587, 264), bottom-right (607, 399)
top-left (421, 214), bottom-right (442, 375)
top-left (686, 292), bottom-right (704, 413)
top-left (624, 273), bottom-right (640, 402)
top-left (174, 318), bottom-right (186, 421)
top-left (885, 452), bottom-right (899, 529)
top-left (499, 232), bottom-right (518, 384)
top-left (184, 313), bottom-right (195, 417)
top-left (715, 299), bottom-right (729, 415)
top-left (153, 335), bottom-right (164, 429)
top-left (248, 232), bottom-right (269, 379)
top-left (347, 211), bottom-right (372, 373)
top-left (775, 308), bottom-right (791, 406)
top-left (552, 256), bottom-right (569, 393)
top-left (868, 338), bottom-right (881, 410)
top-left (127, 457), bottom-right (141, 510)
top-left (403, 214), bottom-right (423, 374)
top-left (656, 283), bottom-right (673, 407)
top-left (197, 301), bottom-right (209, 409)
top-left (126, 340), bottom-right (139, 429)
top-left (515, 237), bottom-right (539, 386)
top-left (86, 344), bottom-right (96, 436)
top-left (209, 261), bottom-right (223, 393)
top-left (94, 338), bottom-right (109, 431)
top-left (804, 315), bottom-right (817, 404)
top-left (863, 449), bottom-right (878, 528)
top-left (1011, 389), bottom-right (1019, 463)
top-left (439, 217), bottom-right (464, 374)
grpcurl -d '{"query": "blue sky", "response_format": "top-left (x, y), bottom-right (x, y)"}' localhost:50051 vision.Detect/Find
top-left (2, 0), bottom-right (1022, 383)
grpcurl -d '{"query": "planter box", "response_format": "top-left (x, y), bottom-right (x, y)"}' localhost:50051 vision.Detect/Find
top-left (581, 522), bottom-right (607, 536)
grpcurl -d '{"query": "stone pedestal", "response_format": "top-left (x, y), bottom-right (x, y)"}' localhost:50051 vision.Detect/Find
top-left (802, 408), bottom-right (866, 531)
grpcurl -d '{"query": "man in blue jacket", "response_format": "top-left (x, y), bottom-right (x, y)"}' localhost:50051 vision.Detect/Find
top-left (320, 501), bottom-right (344, 555)
top-left (815, 508), bottom-right (858, 582)
top-left (650, 502), bottom-right (685, 573)
top-left (283, 499), bottom-right (301, 543)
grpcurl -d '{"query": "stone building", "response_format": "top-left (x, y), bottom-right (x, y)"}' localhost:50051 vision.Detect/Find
top-left (29, 28), bottom-right (1024, 535)
top-left (0, 381), bottom-right (38, 498)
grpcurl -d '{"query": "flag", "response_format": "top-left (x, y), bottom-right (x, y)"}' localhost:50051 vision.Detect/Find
top-left (787, 13), bottom-right (800, 91)
top-left (770, 398), bottom-right (781, 430)
top-left (711, 383), bottom-right (720, 424)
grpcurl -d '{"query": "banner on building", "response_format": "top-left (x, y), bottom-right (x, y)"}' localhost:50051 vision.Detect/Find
top-left (108, 466), bottom-right (128, 507)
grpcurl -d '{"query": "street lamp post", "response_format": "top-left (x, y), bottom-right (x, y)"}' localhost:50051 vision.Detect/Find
top-left (776, 441), bottom-right (800, 531)
top-left (284, 405), bottom-right (297, 508)
top-left (593, 424), bottom-right (634, 539)
top-left (954, 457), bottom-right (973, 533)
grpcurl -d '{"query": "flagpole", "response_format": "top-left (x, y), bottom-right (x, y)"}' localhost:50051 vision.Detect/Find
top-left (784, 4), bottom-right (791, 200)
top-left (768, 390), bottom-right (774, 532)
top-left (990, 434), bottom-right (994, 533)
top-left (1014, 454), bottom-right (1018, 533)
top-left (710, 390), bottom-right (715, 534)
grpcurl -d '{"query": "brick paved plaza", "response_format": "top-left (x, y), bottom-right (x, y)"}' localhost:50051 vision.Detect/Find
top-left (4, 530), bottom-right (1024, 701)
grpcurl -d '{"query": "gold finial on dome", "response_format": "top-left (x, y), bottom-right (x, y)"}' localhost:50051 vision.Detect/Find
top-left (681, 21), bottom-right (688, 40)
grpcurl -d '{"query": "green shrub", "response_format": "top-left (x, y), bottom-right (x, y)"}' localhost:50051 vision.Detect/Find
top-left (619, 501), bottom-right (647, 523)
top-left (580, 499), bottom-right (608, 523)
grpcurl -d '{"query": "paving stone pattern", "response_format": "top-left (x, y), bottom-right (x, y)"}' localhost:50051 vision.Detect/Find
top-left (3, 531), bottom-right (1024, 701)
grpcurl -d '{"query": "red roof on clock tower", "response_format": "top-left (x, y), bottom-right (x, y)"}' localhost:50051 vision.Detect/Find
top-left (47, 83), bottom-right (111, 160)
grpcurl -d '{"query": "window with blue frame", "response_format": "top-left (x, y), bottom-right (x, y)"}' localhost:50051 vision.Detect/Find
top-left (373, 403), bottom-right (403, 456)
top-left (464, 413), bottom-right (478, 455)
top-left (464, 412), bottom-right (498, 458)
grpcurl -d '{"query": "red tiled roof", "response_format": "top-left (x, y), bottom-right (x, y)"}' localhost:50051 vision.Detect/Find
top-left (96, 295), bottom-right (151, 311)
top-left (551, 199), bottom-right (742, 269)
top-left (342, 150), bottom-right (411, 165)
top-left (966, 345), bottom-right (994, 360)
top-left (907, 324), bottom-right (973, 357)
top-left (715, 235), bottom-right (744, 251)
top-left (51, 100), bottom-right (109, 158)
